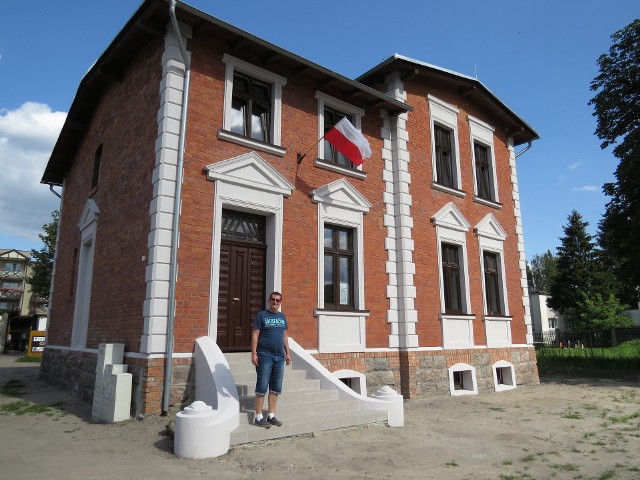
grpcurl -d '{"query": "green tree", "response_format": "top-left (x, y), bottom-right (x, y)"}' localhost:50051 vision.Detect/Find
top-left (589, 19), bottom-right (640, 304)
top-left (26, 210), bottom-right (59, 300)
top-left (548, 211), bottom-right (597, 328)
top-left (577, 292), bottom-right (632, 333)
top-left (527, 250), bottom-right (557, 293)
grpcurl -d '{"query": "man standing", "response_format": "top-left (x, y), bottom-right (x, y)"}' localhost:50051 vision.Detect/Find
top-left (251, 291), bottom-right (291, 428)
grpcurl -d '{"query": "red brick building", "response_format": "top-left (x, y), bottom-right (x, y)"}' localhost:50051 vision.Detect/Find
top-left (41, 0), bottom-right (539, 414)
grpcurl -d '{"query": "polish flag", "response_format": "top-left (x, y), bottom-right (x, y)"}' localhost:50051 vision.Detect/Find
top-left (324, 117), bottom-right (371, 166)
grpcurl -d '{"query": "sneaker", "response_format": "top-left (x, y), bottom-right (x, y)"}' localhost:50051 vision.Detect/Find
top-left (254, 417), bottom-right (271, 428)
top-left (267, 416), bottom-right (283, 427)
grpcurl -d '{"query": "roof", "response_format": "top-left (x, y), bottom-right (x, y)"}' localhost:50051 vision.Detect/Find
top-left (41, 0), bottom-right (412, 185)
top-left (357, 54), bottom-right (539, 146)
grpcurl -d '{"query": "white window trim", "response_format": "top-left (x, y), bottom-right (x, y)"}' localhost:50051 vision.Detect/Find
top-left (448, 363), bottom-right (478, 396)
top-left (429, 95), bottom-right (462, 189)
top-left (311, 179), bottom-right (371, 353)
top-left (222, 54), bottom-right (287, 149)
top-left (432, 203), bottom-right (472, 315)
top-left (468, 115), bottom-right (498, 203)
top-left (475, 214), bottom-right (509, 317)
top-left (315, 91), bottom-right (365, 173)
top-left (492, 360), bottom-right (517, 392)
top-left (433, 203), bottom-right (475, 349)
top-left (71, 199), bottom-right (100, 350)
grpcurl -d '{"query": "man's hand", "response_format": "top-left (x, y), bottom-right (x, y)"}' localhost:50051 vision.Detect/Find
top-left (251, 352), bottom-right (258, 366)
top-left (285, 353), bottom-right (291, 365)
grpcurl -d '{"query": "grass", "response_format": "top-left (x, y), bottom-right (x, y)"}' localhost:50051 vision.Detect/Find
top-left (1, 379), bottom-right (26, 397)
top-left (16, 356), bottom-right (42, 363)
top-left (0, 398), bottom-right (67, 417)
top-left (536, 339), bottom-right (640, 374)
top-left (1, 400), bottom-right (53, 415)
top-left (561, 409), bottom-right (583, 419)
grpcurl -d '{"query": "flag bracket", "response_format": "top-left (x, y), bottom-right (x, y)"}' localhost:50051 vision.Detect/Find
top-left (296, 135), bottom-right (325, 164)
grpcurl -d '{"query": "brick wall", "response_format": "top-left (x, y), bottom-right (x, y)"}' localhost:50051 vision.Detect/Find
top-left (48, 39), bottom-right (164, 351)
top-left (401, 79), bottom-right (527, 347)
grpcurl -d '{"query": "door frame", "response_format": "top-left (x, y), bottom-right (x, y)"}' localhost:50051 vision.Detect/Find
top-left (205, 152), bottom-right (294, 342)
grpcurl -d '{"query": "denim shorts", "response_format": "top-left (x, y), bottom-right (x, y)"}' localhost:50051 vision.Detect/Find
top-left (255, 351), bottom-right (285, 396)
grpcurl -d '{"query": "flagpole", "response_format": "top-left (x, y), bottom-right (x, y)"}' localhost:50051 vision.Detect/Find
top-left (296, 135), bottom-right (326, 164)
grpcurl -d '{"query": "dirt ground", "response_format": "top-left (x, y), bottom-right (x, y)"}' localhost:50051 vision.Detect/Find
top-left (1, 354), bottom-right (639, 480)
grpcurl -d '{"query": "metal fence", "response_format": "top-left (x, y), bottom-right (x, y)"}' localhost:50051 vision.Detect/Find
top-left (534, 327), bottom-right (640, 350)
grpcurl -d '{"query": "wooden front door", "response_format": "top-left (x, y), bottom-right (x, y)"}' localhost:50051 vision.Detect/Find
top-left (217, 210), bottom-right (266, 351)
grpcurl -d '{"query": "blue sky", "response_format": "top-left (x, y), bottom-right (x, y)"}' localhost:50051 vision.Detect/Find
top-left (0, 0), bottom-right (637, 260)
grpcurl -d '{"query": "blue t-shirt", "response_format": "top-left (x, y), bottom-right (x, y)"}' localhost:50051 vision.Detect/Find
top-left (253, 310), bottom-right (288, 354)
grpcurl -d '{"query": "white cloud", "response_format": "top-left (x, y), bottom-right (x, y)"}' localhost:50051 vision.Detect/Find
top-left (0, 102), bottom-right (66, 246)
top-left (568, 161), bottom-right (581, 171)
top-left (571, 185), bottom-right (600, 192)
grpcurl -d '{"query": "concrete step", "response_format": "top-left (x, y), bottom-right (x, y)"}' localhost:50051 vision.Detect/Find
top-left (239, 397), bottom-right (361, 419)
top-left (232, 368), bottom-right (307, 385)
top-left (236, 377), bottom-right (321, 396)
top-left (239, 387), bottom-right (338, 408)
top-left (223, 350), bottom-right (388, 446)
top-left (230, 408), bottom-right (386, 445)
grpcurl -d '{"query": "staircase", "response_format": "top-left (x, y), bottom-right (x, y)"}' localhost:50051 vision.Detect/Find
top-left (225, 352), bottom-right (388, 445)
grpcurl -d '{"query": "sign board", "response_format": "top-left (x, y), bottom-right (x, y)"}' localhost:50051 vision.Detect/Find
top-left (28, 330), bottom-right (46, 357)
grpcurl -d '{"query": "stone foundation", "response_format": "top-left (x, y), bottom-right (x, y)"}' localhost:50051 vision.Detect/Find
top-left (316, 346), bottom-right (539, 398)
top-left (41, 347), bottom-right (196, 415)
top-left (41, 345), bottom-right (538, 414)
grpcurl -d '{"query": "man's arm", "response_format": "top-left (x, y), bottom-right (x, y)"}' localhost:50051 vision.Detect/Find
top-left (283, 330), bottom-right (291, 365)
top-left (251, 329), bottom-right (260, 366)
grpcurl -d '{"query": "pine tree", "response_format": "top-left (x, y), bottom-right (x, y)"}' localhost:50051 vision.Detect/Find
top-left (548, 211), bottom-right (597, 328)
top-left (26, 211), bottom-right (59, 300)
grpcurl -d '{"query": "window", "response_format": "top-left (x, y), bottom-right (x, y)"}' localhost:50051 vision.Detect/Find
top-left (230, 72), bottom-right (271, 143)
top-left (442, 243), bottom-right (463, 314)
top-left (323, 107), bottom-right (354, 168)
top-left (492, 360), bottom-right (516, 392)
top-left (448, 363), bottom-right (478, 396)
top-left (483, 251), bottom-right (502, 315)
top-left (324, 225), bottom-right (354, 309)
top-left (475, 214), bottom-right (508, 319)
top-left (3, 262), bottom-right (22, 272)
top-left (474, 142), bottom-right (493, 200)
top-left (1, 281), bottom-right (20, 289)
top-left (434, 125), bottom-right (455, 188)
top-left (221, 54), bottom-right (287, 155)
top-left (429, 95), bottom-right (462, 193)
top-left (311, 179), bottom-right (370, 353)
top-left (469, 115), bottom-right (498, 203)
top-left (315, 92), bottom-right (365, 175)
top-left (91, 144), bottom-right (103, 189)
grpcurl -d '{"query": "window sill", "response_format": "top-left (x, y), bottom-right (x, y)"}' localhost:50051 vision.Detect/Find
top-left (218, 129), bottom-right (287, 157)
top-left (431, 182), bottom-right (466, 198)
top-left (314, 159), bottom-right (367, 179)
top-left (473, 196), bottom-right (502, 209)
top-left (439, 313), bottom-right (475, 321)
top-left (484, 315), bottom-right (512, 321)
top-left (314, 308), bottom-right (370, 317)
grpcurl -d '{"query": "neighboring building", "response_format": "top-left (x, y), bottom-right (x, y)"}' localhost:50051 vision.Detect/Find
top-left (529, 292), bottom-right (568, 344)
top-left (0, 249), bottom-right (48, 352)
top-left (40, 0), bottom-right (539, 416)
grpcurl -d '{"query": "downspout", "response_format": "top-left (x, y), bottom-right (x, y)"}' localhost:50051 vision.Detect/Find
top-left (163, 0), bottom-right (191, 415)
top-left (515, 141), bottom-right (532, 159)
top-left (49, 184), bottom-right (62, 199)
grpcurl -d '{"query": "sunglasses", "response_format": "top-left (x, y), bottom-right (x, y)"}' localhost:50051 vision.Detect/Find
top-left (269, 298), bottom-right (282, 303)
